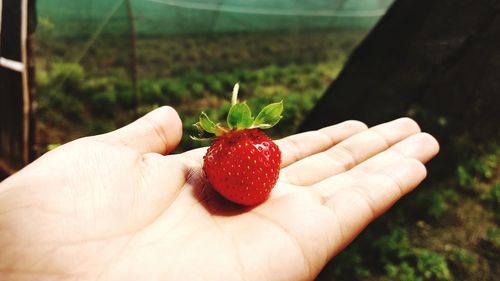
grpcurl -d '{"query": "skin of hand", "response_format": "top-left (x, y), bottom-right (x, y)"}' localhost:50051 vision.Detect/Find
top-left (0, 106), bottom-right (439, 281)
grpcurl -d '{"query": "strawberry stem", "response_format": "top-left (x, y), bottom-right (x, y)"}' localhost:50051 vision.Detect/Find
top-left (192, 83), bottom-right (284, 141)
top-left (231, 83), bottom-right (240, 106)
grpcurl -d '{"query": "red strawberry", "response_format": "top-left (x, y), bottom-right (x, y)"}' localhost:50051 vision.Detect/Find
top-left (203, 129), bottom-right (281, 205)
top-left (193, 83), bottom-right (283, 206)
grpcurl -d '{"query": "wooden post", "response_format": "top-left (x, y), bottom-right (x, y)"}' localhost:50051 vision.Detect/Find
top-left (27, 0), bottom-right (36, 162)
top-left (0, 0), bottom-right (34, 177)
top-left (20, 0), bottom-right (30, 165)
top-left (126, 0), bottom-right (140, 117)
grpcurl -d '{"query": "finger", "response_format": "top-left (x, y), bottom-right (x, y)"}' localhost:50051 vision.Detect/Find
top-left (313, 132), bottom-right (438, 198)
top-left (392, 132), bottom-right (440, 163)
top-left (96, 106), bottom-right (182, 155)
top-left (278, 120), bottom-right (368, 168)
top-left (180, 120), bottom-right (367, 166)
top-left (352, 132), bottom-right (439, 175)
top-left (323, 158), bottom-right (426, 252)
top-left (281, 118), bottom-right (421, 186)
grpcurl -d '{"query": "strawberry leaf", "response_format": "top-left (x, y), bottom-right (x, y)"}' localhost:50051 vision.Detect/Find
top-left (253, 100), bottom-right (283, 129)
top-left (227, 102), bottom-right (254, 129)
top-left (199, 112), bottom-right (217, 134)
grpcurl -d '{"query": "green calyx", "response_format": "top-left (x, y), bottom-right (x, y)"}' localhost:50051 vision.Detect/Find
top-left (192, 83), bottom-right (283, 140)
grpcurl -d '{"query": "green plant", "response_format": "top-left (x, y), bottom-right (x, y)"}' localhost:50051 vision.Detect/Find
top-left (45, 90), bottom-right (85, 122)
top-left (233, 69), bottom-right (254, 83)
top-left (486, 227), bottom-right (500, 247)
top-left (215, 73), bottom-right (239, 89)
top-left (457, 150), bottom-right (498, 192)
top-left (374, 227), bottom-right (412, 261)
top-left (49, 63), bottom-right (85, 95)
top-left (413, 249), bottom-right (451, 280)
top-left (116, 89), bottom-right (134, 109)
top-left (412, 189), bottom-right (451, 220)
top-left (46, 143), bottom-right (61, 151)
top-left (331, 244), bottom-right (371, 279)
top-left (447, 247), bottom-right (476, 266)
top-left (386, 262), bottom-right (423, 281)
top-left (275, 91), bottom-right (321, 136)
top-left (37, 63), bottom-right (87, 122)
top-left (91, 91), bottom-right (117, 115)
top-left (189, 82), bottom-right (205, 97)
top-left (161, 79), bottom-right (190, 104)
top-left (205, 79), bottom-right (224, 96)
top-left (487, 182), bottom-right (500, 204)
top-left (444, 246), bottom-right (478, 279)
top-left (140, 80), bottom-right (164, 104)
top-left (36, 69), bottom-right (51, 91)
top-left (38, 16), bottom-right (54, 34)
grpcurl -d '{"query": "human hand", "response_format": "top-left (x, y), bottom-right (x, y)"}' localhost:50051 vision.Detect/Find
top-left (0, 106), bottom-right (438, 280)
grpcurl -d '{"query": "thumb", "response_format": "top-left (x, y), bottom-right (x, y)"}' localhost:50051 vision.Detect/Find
top-left (98, 106), bottom-right (183, 155)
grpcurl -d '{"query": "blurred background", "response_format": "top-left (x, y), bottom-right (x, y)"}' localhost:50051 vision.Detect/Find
top-left (33, 0), bottom-right (391, 153)
top-left (0, 0), bottom-right (498, 280)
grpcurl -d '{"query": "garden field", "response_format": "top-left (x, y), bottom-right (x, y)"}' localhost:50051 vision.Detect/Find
top-left (35, 29), bottom-right (365, 151)
top-left (34, 29), bottom-right (499, 281)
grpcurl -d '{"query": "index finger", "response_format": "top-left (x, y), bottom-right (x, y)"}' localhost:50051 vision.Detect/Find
top-left (278, 120), bottom-right (368, 168)
top-left (180, 120), bottom-right (368, 167)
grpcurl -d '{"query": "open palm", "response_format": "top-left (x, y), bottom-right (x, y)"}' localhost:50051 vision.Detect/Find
top-left (0, 106), bottom-right (439, 281)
